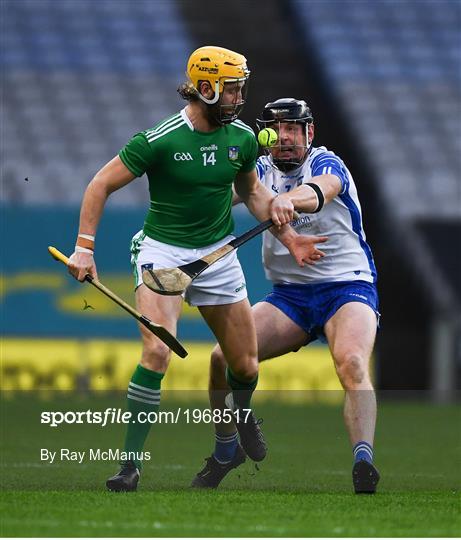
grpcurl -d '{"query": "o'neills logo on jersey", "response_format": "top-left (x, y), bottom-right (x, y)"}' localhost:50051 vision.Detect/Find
top-left (174, 152), bottom-right (193, 161)
top-left (200, 144), bottom-right (218, 152)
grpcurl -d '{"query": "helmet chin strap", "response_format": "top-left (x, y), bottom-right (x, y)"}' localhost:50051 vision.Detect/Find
top-left (207, 103), bottom-right (239, 126)
top-left (203, 102), bottom-right (223, 127)
top-left (273, 146), bottom-right (312, 172)
top-left (196, 76), bottom-right (248, 125)
top-left (197, 80), bottom-right (221, 105)
top-left (204, 94), bottom-right (243, 126)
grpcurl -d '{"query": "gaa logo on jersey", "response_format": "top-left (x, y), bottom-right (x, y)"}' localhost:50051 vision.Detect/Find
top-left (174, 152), bottom-right (193, 161)
top-left (228, 146), bottom-right (239, 161)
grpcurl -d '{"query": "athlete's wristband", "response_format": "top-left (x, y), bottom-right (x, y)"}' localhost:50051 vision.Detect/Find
top-left (75, 246), bottom-right (94, 255)
top-left (304, 182), bottom-right (325, 213)
top-left (76, 233), bottom-right (95, 250)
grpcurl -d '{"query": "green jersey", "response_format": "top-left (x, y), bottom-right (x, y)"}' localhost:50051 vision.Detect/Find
top-left (119, 108), bottom-right (258, 248)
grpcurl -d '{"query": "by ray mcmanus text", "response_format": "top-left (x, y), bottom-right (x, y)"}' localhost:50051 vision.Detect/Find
top-left (40, 448), bottom-right (151, 464)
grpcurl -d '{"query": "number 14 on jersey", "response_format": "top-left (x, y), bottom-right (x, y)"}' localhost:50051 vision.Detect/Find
top-left (202, 152), bottom-right (216, 166)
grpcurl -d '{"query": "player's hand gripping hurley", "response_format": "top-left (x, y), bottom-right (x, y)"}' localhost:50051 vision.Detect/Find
top-left (48, 246), bottom-right (188, 358)
top-left (143, 219), bottom-right (274, 296)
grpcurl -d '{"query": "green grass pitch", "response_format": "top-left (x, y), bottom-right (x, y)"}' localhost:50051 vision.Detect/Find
top-left (1, 394), bottom-right (460, 537)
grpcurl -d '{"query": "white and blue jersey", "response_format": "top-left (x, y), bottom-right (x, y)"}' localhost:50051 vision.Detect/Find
top-left (257, 147), bottom-right (379, 341)
top-left (256, 146), bottom-right (377, 285)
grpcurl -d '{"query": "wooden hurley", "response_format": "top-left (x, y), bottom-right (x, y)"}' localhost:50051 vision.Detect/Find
top-left (48, 246), bottom-right (188, 358)
top-left (142, 219), bottom-right (274, 296)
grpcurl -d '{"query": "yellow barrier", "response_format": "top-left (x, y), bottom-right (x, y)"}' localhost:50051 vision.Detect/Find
top-left (1, 339), bottom-right (342, 395)
top-left (1, 272), bottom-right (201, 319)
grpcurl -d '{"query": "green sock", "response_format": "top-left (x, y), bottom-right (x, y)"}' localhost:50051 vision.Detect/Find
top-left (123, 364), bottom-right (164, 468)
top-left (226, 367), bottom-right (258, 410)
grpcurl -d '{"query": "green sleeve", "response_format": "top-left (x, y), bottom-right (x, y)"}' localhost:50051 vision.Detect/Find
top-left (119, 133), bottom-right (155, 177)
top-left (239, 131), bottom-right (258, 173)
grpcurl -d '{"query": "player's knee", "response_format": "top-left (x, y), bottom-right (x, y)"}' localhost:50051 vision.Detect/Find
top-left (228, 355), bottom-right (258, 382)
top-left (335, 353), bottom-right (369, 389)
top-left (141, 338), bottom-right (171, 371)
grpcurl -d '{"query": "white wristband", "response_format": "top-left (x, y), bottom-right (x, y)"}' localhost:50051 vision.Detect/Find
top-left (78, 233), bottom-right (95, 241)
top-left (75, 246), bottom-right (94, 254)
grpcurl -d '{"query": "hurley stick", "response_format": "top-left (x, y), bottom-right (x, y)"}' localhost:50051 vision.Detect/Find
top-left (48, 246), bottom-right (188, 358)
top-left (143, 219), bottom-right (274, 295)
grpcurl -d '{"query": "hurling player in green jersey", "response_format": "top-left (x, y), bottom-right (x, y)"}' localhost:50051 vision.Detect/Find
top-left (67, 46), bottom-right (326, 492)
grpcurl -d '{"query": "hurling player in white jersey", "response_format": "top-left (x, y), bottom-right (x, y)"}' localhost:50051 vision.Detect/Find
top-left (193, 98), bottom-right (380, 494)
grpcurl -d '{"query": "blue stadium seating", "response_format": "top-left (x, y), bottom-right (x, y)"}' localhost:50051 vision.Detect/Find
top-left (1, 0), bottom-right (192, 205)
top-left (292, 0), bottom-right (460, 219)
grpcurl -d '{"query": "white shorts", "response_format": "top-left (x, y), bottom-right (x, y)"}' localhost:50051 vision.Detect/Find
top-left (130, 231), bottom-right (248, 306)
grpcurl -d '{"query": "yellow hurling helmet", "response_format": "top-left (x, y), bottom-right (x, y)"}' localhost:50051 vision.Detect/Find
top-left (187, 46), bottom-right (250, 105)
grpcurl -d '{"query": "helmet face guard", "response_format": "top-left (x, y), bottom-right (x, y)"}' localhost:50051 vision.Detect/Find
top-left (256, 98), bottom-right (313, 171)
top-left (186, 46), bottom-right (250, 125)
top-left (207, 77), bottom-right (249, 124)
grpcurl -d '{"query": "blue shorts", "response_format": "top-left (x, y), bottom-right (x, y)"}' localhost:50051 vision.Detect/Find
top-left (263, 280), bottom-right (380, 343)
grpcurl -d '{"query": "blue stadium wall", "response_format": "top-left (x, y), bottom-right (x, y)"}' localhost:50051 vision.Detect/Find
top-left (2, 206), bottom-right (271, 341)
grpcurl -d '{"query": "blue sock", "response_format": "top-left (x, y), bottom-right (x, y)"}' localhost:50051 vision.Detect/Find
top-left (214, 432), bottom-right (238, 464)
top-left (353, 441), bottom-right (373, 464)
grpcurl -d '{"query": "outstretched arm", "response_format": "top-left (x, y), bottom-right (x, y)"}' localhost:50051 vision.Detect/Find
top-left (267, 174), bottom-right (341, 266)
top-left (271, 174), bottom-right (341, 215)
top-left (68, 156), bottom-right (136, 281)
top-left (234, 169), bottom-right (294, 226)
top-left (272, 225), bottom-right (328, 266)
top-left (233, 172), bottom-right (327, 266)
